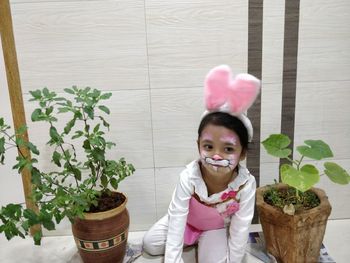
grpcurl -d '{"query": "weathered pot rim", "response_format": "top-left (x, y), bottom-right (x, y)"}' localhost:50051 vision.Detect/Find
top-left (82, 192), bottom-right (127, 221)
top-left (256, 183), bottom-right (331, 217)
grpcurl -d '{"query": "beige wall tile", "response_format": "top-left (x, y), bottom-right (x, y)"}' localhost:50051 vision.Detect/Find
top-left (118, 168), bottom-right (157, 231)
top-left (259, 162), bottom-right (280, 187)
top-left (294, 80), bottom-right (350, 160)
top-left (10, 0), bottom-right (148, 93)
top-left (146, 0), bottom-right (248, 89)
top-left (298, 0), bottom-right (350, 82)
top-left (155, 166), bottom-right (183, 219)
top-left (151, 87), bottom-right (203, 168)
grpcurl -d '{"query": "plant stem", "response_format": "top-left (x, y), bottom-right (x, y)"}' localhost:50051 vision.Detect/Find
top-left (286, 156), bottom-right (299, 167)
top-left (297, 155), bottom-right (304, 170)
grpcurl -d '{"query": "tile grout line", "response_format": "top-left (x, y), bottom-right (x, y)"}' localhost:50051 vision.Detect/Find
top-left (143, 0), bottom-right (158, 220)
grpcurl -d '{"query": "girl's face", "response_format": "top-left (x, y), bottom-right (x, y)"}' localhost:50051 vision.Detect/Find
top-left (198, 124), bottom-right (246, 176)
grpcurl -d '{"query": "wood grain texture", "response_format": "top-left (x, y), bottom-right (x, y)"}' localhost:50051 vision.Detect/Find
top-left (247, 0), bottom-right (263, 223)
top-left (261, 0), bottom-right (285, 84)
top-left (0, 0), bottom-right (41, 235)
top-left (280, 0), bottom-right (300, 171)
top-left (10, 0), bottom-right (149, 93)
top-left (247, 0), bottom-right (263, 187)
top-left (146, 0), bottom-right (248, 89)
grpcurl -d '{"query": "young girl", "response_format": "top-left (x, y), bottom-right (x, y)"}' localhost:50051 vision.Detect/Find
top-left (143, 65), bottom-right (260, 263)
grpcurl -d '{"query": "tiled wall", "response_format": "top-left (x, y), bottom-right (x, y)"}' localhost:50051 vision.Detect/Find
top-left (0, 0), bottom-right (349, 234)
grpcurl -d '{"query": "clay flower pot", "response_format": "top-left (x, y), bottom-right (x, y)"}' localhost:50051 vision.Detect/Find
top-left (256, 184), bottom-right (332, 263)
top-left (72, 192), bottom-right (129, 263)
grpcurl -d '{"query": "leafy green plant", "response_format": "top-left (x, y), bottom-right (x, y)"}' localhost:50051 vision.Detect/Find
top-left (261, 134), bottom-right (349, 213)
top-left (0, 87), bottom-right (135, 244)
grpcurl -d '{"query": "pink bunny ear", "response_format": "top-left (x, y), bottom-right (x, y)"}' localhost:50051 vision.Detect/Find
top-left (228, 73), bottom-right (260, 114)
top-left (204, 65), bottom-right (232, 110)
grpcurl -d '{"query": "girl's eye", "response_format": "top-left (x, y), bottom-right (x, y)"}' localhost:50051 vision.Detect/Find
top-left (224, 147), bottom-right (234, 153)
top-left (203, 144), bottom-right (213, 150)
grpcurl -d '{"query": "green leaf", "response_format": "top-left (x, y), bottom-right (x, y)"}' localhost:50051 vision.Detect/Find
top-left (83, 140), bottom-right (91, 150)
top-left (92, 148), bottom-right (105, 161)
top-left (296, 140), bottom-right (333, 160)
top-left (27, 142), bottom-right (40, 155)
top-left (64, 118), bottom-right (76, 134)
top-left (100, 93), bottom-right (112, 100)
top-left (98, 105), bottom-right (110, 115)
top-left (100, 174), bottom-right (108, 188)
top-left (324, 162), bottom-right (350, 185)
top-left (42, 219), bottom-right (55, 231)
top-left (29, 90), bottom-right (42, 100)
top-left (0, 137), bottom-right (5, 154)
top-left (49, 126), bottom-right (62, 143)
top-left (72, 131), bottom-right (84, 140)
top-left (72, 168), bottom-right (82, 181)
top-left (261, 134), bottom-right (292, 158)
top-left (45, 106), bottom-right (54, 115)
top-left (84, 106), bottom-right (94, 119)
top-left (52, 151), bottom-right (61, 167)
top-left (31, 168), bottom-right (42, 185)
top-left (33, 230), bottom-right (42, 245)
top-left (64, 88), bottom-right (75, 94)
top-left (31, 109), bottom-right (42, 122)
top-left (42, 87), bottom-right (50, 97)
top-left (110, 178), bottom-right (118, 190)
top-left (0, 117), bottom-right (4, 126)
top-left (93, 124), bottom-right (100, 133)
top-left (280, 164), bottom-right (320, 192)
top-left (23, 209), bottom-right (40, 225)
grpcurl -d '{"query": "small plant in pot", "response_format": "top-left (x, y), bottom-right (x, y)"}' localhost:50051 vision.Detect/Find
top-left (256, 134), bottom-right (350, 263)
top-left (0, 87), bottom-right (135, 263)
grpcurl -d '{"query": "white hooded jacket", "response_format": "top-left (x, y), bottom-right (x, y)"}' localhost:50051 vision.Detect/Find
top-left (164, 160), bottom-right (256, 263)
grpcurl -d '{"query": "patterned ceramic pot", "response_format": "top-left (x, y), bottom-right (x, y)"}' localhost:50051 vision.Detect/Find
top-left (72, 192), bottom-right (129, 263)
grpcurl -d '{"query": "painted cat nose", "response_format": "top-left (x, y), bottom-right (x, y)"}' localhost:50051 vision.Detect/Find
top-left (212, 154), bottom-right (223, 160)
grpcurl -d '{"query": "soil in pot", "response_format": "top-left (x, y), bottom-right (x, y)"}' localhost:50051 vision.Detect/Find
top-left (89, 191), bottom-right (126, 213)
top-left (263, 186), bottom-right (320, 213)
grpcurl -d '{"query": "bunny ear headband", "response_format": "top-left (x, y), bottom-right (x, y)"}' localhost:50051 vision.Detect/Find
top-left (202, 65), bottom-right (261, 142)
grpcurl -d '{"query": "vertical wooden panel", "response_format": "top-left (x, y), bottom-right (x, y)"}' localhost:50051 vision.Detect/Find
top-left (0, 0), bottom-right (40, 235)
top-left (247, 0), bottom-right (263, 223)
top-left (280, 0), bottom-right (300, 171)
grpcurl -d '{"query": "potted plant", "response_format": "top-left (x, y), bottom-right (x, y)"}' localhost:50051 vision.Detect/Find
top-left (256, 134), bottom-right (350, 263)
top-left (0, 86), bottom-right (135, 263)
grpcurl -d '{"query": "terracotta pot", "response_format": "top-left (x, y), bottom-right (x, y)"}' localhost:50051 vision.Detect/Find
top-left (256, 184), bottom-right (332, 263)
top-left (72, 192), bottom-right (129, 263)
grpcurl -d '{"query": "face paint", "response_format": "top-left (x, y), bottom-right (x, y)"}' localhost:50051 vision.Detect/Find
top-left (200, 152), bottom-right (238, 174)
top-left (220, 135), bottom-right (237, 145)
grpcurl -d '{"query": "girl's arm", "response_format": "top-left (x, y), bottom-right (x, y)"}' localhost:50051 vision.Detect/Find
top-left (227, 175), bottom-right (256, 262)
top-left (165, 171), bottom-right (193, 263)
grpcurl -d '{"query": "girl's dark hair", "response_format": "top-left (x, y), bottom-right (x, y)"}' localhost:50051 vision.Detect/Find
top-left (198, 112), bottom-right (249, 151)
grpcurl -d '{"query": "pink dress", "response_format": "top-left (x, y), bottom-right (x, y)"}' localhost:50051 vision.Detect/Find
top-left (184, 196), bottom-right (225, 245)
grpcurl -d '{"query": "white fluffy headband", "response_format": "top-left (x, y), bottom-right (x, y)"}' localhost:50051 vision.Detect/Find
top-left (202, 65), bottom-right (261, 142)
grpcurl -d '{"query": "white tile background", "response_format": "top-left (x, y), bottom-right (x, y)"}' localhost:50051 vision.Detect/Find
top-left (0, 0), bottom-right (349, 236)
